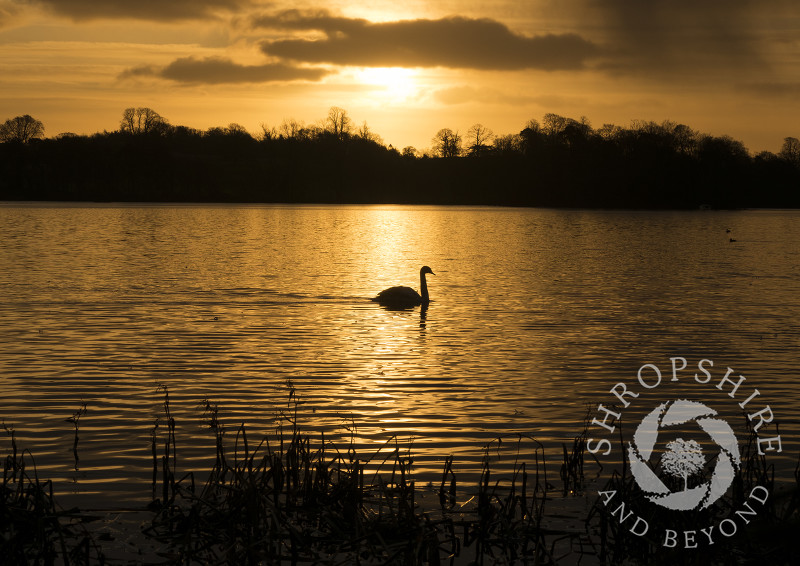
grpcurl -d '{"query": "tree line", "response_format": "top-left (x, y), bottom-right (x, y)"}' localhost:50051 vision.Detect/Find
top-left (1, 107), bottom-right (798, 208)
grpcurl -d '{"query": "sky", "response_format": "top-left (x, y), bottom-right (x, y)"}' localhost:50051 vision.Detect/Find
top-left (1, 0), bottom-right (799, 154)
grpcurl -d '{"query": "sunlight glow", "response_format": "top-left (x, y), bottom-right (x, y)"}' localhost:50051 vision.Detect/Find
top-left (356, 67), bottom-right (418, 101)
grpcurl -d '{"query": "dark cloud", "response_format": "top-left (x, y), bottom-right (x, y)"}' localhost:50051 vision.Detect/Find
top-left (739, 81), bottom-right (800, 98)
top-left (34, 0), bottom-right (249, 22)
top-left (0, 2), bottom-right (22, 28)
top-left (434, 85), bottom-right (536, 106)
top-left (586, 0), bottom-right (771, 75)
top-left (254, 11), bottom-right (598, 71)
top-left (121, 56), bottom-right (329, 84)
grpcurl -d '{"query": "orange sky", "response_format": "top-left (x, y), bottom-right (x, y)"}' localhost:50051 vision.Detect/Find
top-left (1, 0), bottom-right (799, 154)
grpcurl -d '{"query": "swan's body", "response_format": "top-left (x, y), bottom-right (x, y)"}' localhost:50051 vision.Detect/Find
top-left (373, 266), bottom-right (434, 309)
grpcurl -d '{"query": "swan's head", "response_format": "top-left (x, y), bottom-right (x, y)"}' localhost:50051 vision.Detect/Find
top-left (421, 266), bottom-right (435, 276)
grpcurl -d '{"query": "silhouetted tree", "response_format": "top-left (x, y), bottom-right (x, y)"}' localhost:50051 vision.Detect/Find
top-left (120, 107), bottom-right (169, 135)
top-left (561, 117), bottom-right (592, 147)
top-left (466, 123), bottom-right (494, 156)
top-left (0, 114), bottom-right (45, 143)
top-left (672, 123), bottom-right (698, 155)
top-left (755, 150), bottom-right (779, 162)
top-left (524, 118), bottom-right (541, 131)
top-left (696, 134), bottom-right (748, 161)
top-left (541, 113), bottom-right (569, 138)
top-left (492, 134), bottom-right (522, 155)
top-left (260, 123), bottom-right (278, 140)
top-left (273, 118), bottom-right (302, 139)
top-left (627, 120), bottom-right (696, 156)
top-left (204, 124), bottom-right (252, 140)
top-left (597, 123), bottom-right (623, 142)
top-left (432, 128), bottom-right (462, 158)
top-left (537, 113), bottom-right (592, 147)
top-left (357, 121), bottom-right (382, 144)
top-left (225, 123), bottom-right (249, 137)
top-left (326, 106), bottom-right (352, 139)
top-left (779, 137), bottom-right (800, 165)
top-left (171, 125), bottom-right (202, 138)
top-left (519, 121), bottom-right (545, 156)
top-left (3, 107), bottom-right (800, 208)
top-left (202, 123), bottom-right (252, 140)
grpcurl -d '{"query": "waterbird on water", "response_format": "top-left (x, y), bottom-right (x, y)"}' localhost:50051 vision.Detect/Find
top-left (372, 266), bottom-right (434, 309)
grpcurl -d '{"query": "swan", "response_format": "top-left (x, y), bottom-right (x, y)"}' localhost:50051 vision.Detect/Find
top-left (372, 266), bottom-right (435, 309)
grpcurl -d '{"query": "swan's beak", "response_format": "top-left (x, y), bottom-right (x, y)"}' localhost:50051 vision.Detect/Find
top-left (431, 271), bottom-right (436, 275)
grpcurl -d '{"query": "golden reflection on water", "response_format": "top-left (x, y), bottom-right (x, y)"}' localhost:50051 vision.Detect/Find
top-left (1, 204), bottom-right (799, 506)
top-left (359, 207), bottom-right (416, 275)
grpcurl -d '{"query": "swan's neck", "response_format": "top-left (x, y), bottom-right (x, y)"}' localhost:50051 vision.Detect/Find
top-left (420, 270), bottom-right (429, 302)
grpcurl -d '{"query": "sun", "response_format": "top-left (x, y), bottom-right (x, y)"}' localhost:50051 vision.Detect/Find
top-left (356, 67), bottom-right (418, 101)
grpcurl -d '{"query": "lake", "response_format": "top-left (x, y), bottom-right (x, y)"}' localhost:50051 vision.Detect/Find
top-left (1, 203), bottom-right (798, 509)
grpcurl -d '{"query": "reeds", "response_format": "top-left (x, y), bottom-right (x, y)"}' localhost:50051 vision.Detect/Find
top-left (141, 384), bottom-right (561, 565)
top-left (1, 419), bottom-right (105, 565)
top-left (2, 387), bottom-right (798, 565)
top-left (66, 401), bottom-right (88, 469)
top-left (460, 434), bottom-right (550, 565)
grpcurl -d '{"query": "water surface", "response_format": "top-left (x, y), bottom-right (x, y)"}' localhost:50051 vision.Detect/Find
top-left (1, 203), bottom-right (798, 506)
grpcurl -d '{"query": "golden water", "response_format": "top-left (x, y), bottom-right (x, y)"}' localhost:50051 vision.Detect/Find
top-left (1, 203), bottom-right (798, 507)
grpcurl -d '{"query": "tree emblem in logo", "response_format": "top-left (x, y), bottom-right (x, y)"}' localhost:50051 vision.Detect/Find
top-left (627, 399), bottom-right (740, 511)
top-left (661, 438), bottom-right (705, 491)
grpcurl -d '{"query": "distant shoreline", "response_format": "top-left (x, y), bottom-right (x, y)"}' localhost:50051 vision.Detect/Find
top-left (2, 123), bottom-right (799, 209)
top-left (5, 200), bottom-right (800, 212)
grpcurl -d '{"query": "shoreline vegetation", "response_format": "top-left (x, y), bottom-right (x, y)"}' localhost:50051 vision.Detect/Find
top-left (1, 108), bottom-right (799, 209)
top-left (2, 384), bottom-right (799, 565)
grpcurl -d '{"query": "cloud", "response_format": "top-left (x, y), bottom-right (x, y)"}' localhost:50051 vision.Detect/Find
top-left (585, 0), bottom-right (772, 75)
top-left (33, 0), bottom-right (249, 22)
top-left (434, 85), bottom-right (537, 106)
top-left (121, 56), bottom-right (330, 84)
top-left (254, 11), bottom-right (598, 71)
top-left (0, 1), bottom-right (23, 28)
top-left (739, 81), bottom-right (800, 98)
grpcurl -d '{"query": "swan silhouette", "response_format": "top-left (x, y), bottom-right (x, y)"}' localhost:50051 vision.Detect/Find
top-left (372, 266), bottom-right (435, 309)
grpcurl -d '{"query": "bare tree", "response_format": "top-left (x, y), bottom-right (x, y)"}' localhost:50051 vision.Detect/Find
top-left (755, 150), bottom-right (779, 162)
top-left (493, 134), bottom-right (522, 154)
top-left (466, 123), bottom-right (494, 156)
top-left (325, 106), bottom-right (352, 139)
top-left (278, 119), bottom-right (298, 139)
top-left (697, 134), bottom-right (749, 161)
top-left (205, 123), bottom-right (252, 140)
top-left (226, 123), bottom-right (250, 137)
top-left (0, 114), bottom-right (45, 143)
top-left (541, 113), bottom-right (570, 137)
top-left (671, 123), bottom-right (698, 155)
top-left (120, 107), bottom-right (169, 135)
top-left (524, 118), bottom-right (541, 133)
top-left (597, 123), bottom-right (622, 141)
top-left (432, 128), bottom-right (462, 158)
top-left (357, 121), bottom-right (382, 144)
top-left (780, 136), bottom-right (800, 164)
top-left (260, 123), bottom-right (278, 140)
top-left (661, 438), bottom-right (705, 491)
